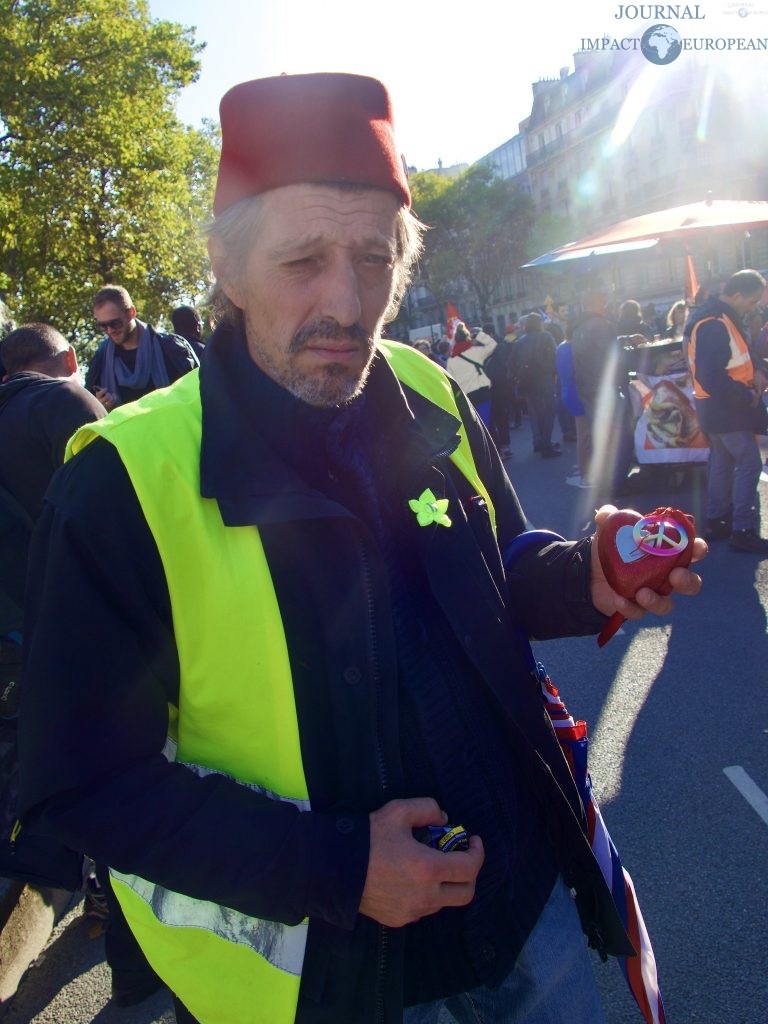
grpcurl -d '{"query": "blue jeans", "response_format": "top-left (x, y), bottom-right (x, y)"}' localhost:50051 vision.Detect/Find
top-left (403, 878), bottom-right (606, 1024)
top-left (706, 430), bottom-right (762, 531)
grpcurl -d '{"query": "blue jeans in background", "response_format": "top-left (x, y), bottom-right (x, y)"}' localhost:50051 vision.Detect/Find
top-left (705, 429), bottom-right (762, 531)
top-left (403, 877), bottom-right (606, 1024)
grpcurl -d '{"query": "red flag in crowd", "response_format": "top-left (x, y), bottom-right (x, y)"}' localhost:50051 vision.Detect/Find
top-left (445, 302), bottom-right (462, 342)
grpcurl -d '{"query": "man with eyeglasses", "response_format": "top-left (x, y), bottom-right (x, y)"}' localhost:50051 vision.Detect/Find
top-left (86, 285), bottom-right (198, 410)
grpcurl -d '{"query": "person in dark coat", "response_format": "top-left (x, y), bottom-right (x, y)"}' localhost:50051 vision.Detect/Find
top-left (513, 313), bottom-right (560, 458)
top-left (570, 294), bottom-right (643, 495)
top-left (17, 73), bottom-right (705, 1024)
top-left (0, 324), bottom-right (105, 899)
top-left (616, 300), bottom-right (654, 341)
top-left (171, 305), bottom-right (206, 360)
top-left (0, 323), bottom-right (105, 520)
top-left (0, 322), bottom-right (165, 1004)
top-left (86, 286), bottom-right (198, 409)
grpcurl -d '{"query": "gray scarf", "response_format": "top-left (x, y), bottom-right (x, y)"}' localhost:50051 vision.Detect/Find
top-left (101, 321), bottom-right (169, 401)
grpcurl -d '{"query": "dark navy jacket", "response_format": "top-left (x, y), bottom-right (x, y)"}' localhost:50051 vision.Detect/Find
top-left (19, 325), bottom-right (631, 1023)
top-left (85, 323), bottom-right (198, 404)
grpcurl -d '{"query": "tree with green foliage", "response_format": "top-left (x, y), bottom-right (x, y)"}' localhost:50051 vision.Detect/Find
top-left (409, 164), bottom-right (535, 322)
top-left (0, 0), bottom-right (219, 355)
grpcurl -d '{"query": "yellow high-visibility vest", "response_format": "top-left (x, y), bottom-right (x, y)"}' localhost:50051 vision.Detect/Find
top-left (66, 340), bottom-right (495, 1024)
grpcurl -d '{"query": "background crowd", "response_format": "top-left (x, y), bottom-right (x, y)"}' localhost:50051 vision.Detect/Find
top-left (405, 276), bottom-right (768, 537)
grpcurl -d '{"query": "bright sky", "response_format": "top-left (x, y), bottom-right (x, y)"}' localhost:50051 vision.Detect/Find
top-left (145, 0), bottom-right (609, 168)
top-left (147, 0), bottom-right (766, 170)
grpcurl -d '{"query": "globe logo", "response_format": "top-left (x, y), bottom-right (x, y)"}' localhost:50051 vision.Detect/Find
top-left (640, 24), bottom-right (683, 65)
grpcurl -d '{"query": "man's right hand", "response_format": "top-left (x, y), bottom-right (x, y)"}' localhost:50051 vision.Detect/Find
top-left (93, 386), bottom-right (117, 411)
top-left (358, 797), bottom-right (484, 928)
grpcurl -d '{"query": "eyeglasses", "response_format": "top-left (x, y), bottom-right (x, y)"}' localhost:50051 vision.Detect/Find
top-left (95, 317), bottom-right (125, 331)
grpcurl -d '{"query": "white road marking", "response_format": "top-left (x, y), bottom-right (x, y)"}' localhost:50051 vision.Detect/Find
top-left (723, 766), bottom-right (768, 828)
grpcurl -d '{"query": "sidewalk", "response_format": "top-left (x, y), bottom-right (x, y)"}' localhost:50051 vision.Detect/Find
top-left (0, 877), bottom-right (74, 1004)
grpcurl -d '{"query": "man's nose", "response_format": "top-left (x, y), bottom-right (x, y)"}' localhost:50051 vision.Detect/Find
top-left (320, 260), bottom-right (362, 328)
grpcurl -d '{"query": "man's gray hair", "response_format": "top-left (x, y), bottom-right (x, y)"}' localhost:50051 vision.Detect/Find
top-left (205, 186), bottom-right (425, 329)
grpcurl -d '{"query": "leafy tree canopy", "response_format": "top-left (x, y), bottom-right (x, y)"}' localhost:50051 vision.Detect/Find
top-left (0, 0), bottom-right (219, 355)
top-left (409, 164), bottom-right (535, 321)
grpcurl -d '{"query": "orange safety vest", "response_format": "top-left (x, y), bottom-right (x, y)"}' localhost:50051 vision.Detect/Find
top-left (688, 312), bottom-right (753, 399)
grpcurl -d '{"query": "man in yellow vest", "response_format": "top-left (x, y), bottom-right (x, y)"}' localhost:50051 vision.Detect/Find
top-left (686, 269), bottom-right (768, 553)
top-left (18, 74), bottom-right (704, 1024)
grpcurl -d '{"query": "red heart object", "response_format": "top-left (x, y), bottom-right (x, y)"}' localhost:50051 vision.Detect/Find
top-left (597, 506), bottom-right (696, 647)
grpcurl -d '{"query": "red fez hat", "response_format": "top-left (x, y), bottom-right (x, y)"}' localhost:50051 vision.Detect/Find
top-left (213, 73), bottom-right (411, 215)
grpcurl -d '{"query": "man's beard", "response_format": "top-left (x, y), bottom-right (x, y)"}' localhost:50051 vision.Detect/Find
top-left (246, 316), bottom-right (378, 408)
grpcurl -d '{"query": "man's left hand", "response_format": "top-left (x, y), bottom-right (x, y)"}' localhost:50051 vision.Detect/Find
top-left (589, 504), bottom-right (707, 620)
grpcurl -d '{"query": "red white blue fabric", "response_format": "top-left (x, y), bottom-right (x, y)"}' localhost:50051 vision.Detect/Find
top-left (538, 663), bottom-right (667, 1024)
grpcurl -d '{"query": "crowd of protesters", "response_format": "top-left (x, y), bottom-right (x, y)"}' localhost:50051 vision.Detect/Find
top-left (405, 275), bottom-right (768, 550)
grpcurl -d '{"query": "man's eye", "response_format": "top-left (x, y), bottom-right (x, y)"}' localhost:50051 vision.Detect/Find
top-left (363, 254), bottom-right (392, 267)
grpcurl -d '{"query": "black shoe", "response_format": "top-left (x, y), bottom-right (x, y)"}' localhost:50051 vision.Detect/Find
top-left (111, 970), bottom-right (166, 1007)
top-left (540, 447), bottom-right (562, 459)
top-left (729, 529), bottom-right (768, 554)
top-left (705, 517), bottom-right (732, 541)
top-left (82, 877), bottom-right (109, 922)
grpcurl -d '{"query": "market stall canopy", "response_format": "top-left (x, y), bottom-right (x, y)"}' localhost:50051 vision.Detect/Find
top-left (522, 199), bottom-right (768, 269)
top-left (523, 238), bottom-right (659, 268)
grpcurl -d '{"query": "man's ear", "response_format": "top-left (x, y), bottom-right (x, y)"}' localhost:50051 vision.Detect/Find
top-left (65, 346), bottom-right (78, 376)
top-left (208, 236), bottom-right (244, 308)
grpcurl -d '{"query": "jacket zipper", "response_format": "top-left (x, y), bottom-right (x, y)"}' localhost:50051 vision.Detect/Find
top-left (358, 536), bottom-right (391, 1024)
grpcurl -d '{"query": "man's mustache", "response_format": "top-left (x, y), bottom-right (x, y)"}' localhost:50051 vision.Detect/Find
top-left (290, 319), bottom-right (370, 353)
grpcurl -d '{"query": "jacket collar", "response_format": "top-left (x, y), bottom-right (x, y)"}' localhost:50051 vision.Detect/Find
top-left (199, 323), bottom-right (462, 527)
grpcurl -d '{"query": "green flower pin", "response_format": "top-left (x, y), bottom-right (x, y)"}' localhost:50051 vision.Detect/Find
top-left (408, 488), bottom-right (452, 528)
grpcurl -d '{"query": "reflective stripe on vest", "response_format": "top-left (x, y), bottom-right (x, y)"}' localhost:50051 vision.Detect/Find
top-left (688, 313), bottom-right (753, 399)
top-left (112, 755), bottom-right (310, 977)
top-left (66, 340), bottom-right (495, 1024)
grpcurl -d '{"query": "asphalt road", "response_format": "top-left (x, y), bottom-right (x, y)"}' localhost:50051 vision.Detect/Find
top-left (3, 422), bottom-right (767, 1024)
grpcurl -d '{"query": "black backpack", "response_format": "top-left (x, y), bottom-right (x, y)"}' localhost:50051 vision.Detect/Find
top-left (511, 335), bottom-right (539, 392)
top-left (482, 342), bottom-right (514, 387)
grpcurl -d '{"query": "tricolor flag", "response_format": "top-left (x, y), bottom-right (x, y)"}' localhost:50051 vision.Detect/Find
top-left (538, 665), bottom-right (667, 1024)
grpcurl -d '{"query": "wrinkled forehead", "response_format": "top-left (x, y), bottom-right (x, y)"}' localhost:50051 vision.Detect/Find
top-left (256, 183), bottom-right (402, 254)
